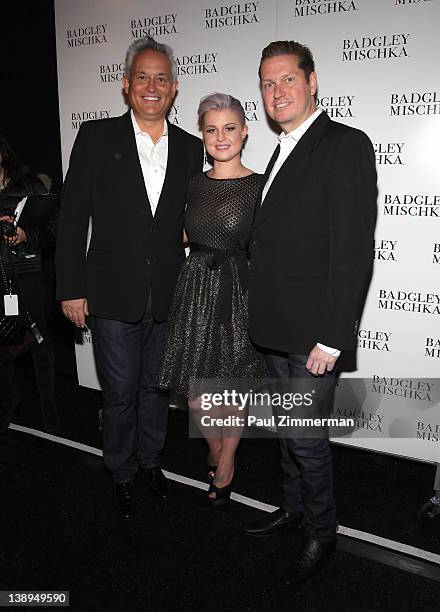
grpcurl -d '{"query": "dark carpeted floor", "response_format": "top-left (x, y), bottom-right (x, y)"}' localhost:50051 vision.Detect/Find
top-left (1, 356), bottom-right (440, 611)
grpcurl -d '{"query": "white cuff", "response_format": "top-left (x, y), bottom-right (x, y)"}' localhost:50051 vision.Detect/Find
top-left (317, 343), bottom-right (341, 358)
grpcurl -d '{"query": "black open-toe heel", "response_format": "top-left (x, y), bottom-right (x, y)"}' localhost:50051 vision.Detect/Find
top-left (206, 454), bottom-right (218, 483)
top-left (208, 481), bottom-right (233, 507)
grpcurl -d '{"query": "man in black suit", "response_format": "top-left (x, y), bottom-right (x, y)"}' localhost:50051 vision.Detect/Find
top-left (245, 41), bottom-right (376, 584)
top-left (56, 36), bottom-right (203, 519)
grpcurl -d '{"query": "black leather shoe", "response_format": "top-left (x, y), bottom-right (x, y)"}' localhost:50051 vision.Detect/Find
top-left (141, 466), bottom-right (168, 499)
top-left (244, 508), bottom-right (302, 536)
top-left (284, 536), bottom-right (336, 586)
top-left (113, 480), bottom-right (136, 520)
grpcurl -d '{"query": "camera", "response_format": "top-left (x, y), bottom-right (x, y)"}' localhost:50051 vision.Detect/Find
top-left (0, 205), bottom-right (17, 239)
top-left (0, 219), bottom-right (16, 238)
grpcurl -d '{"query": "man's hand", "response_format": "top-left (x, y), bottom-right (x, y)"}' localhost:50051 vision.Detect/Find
top-left (62, 298), bottom-right (89, 328)
top-left (306, 345), bottom-right (338, 376)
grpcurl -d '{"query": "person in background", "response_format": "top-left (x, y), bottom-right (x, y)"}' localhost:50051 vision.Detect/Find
top-left (0, 134), bottom-right (59, 432)
top-left (56, 36), bottom-right (203, 520)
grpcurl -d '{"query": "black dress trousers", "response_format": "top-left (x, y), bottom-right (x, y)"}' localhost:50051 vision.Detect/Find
top-left (91, 298), bottom-right (168, 483)
top-left (264, 350), bottom-right (337, 542)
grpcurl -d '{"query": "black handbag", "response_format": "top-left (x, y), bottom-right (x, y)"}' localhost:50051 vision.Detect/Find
top-left (9, 248), bottom-right (42, 275)
top-left (0, 315), bottom-right (25, 346)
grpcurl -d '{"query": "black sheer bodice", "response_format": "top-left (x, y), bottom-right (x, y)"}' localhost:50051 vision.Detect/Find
top-left (185, 172), bottom-right (261, 249)
top-left (158, 172), bottom-right (266, 398)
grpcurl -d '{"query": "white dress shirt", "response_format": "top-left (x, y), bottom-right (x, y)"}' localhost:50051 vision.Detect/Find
top-left (262, 109), bottom-right (340, 358)
top-left (130, 110), bottom-right (168, 217)
top-left (262, 109), bottom-right (322, 203)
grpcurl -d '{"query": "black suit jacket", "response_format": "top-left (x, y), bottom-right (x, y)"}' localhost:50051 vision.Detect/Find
top-left (56, 111), bottom-right (204, 322)
top-left (248, 112), bottom-right (377, 354)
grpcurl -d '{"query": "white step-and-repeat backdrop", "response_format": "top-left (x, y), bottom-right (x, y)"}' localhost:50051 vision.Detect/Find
top-left (54, 0), bottom-right (440, 463)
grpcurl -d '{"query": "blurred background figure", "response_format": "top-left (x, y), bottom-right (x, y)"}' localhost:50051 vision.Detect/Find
top-left (0, 134), bottom-right (59, 432)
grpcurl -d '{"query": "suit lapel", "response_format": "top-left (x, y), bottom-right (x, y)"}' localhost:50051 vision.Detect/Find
top-left (254, 112), bottom-right (330, 228)
top-left (263, 144), bottom-right (281, 185)
top-left (154, 121), bottom-right (184, 221)
top-left (250, 144), bottom-right (280, 228)
top-left (118, 111), bottom-right (153, 222)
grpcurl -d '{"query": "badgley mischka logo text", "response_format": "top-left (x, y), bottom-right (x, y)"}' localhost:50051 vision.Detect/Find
top-left (383, 194), bottom-right (439, 217)
top-left (390, 91), bottom-right (440, 116)
top-left (426, 338), bottom-right (440, 358)
top-left (358, 330), bottom-right (392, 352)
top-left (99, 63), bottom-right (124, 84)
top-left (294, 0), bottom-right (357, 18)
top-left (332, 407), bottom-right (384, 432)
top-left (378, 290), bottom-right (440, 315)
top-left (317, 95), bottom-right (355, 118)
top-left (417, 421), bottom-right (440, 443)
top-left (372, 376), bottom-right (433, 401)
top-left (205, 3), bottom-right (260, 28)
top-left (395, 0), bottom-right (433, 5)
top-left (71, 110), bottom-right (110, 130)
top-left (167, 106), bottom-right (180, 126)
top-left (244, 101), bottom-right (261, 121)
top-left (342, 34), bottom-right (409, 61)
top-left (176, 53), bottom-right (218, 76)
top-left (374, 142), bottom-right (404, 165)
top-left (67, 24), bottom-right (107, 47)
top-left (374, 240), bottom-right (398, 262)
top-left (131, 14), bottom-right (178, 38)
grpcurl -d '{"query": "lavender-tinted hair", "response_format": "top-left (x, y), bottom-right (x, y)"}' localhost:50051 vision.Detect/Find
top-left (197, 93), bottom-right (246, 130)
top-left (124, 36), bottom-right (177, 81)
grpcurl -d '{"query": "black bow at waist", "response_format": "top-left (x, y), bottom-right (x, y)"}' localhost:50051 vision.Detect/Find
top-left (190, 240), bottom-right (249, 322)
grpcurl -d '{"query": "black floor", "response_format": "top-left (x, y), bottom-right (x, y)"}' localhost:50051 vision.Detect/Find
top-left (1, 357), bottom-right (440, 611)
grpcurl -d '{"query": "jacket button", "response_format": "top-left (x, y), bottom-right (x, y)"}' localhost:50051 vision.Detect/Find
top-left (252, 240), bottom-right (258, 246)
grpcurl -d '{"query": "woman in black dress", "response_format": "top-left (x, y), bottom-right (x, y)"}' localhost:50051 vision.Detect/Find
top-left (158, 93), bottom-right (265, 504)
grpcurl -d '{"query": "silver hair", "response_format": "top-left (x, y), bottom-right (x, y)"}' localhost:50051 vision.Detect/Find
top-left (197, 93), bottom-right (246, 130)
top-left (124, 36), bottom-right (177, 81)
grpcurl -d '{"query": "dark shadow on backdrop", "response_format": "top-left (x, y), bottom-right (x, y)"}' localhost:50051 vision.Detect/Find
top-left (0, 1), bottom-right (62, 191)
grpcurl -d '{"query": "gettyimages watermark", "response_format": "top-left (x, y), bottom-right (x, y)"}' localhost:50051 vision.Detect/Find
top-left (199, 388), bottom-right (315, 411)
top-left (198, 388), bottom-right (347, 432)
top-left (187, 377), bottom-right (440, 439)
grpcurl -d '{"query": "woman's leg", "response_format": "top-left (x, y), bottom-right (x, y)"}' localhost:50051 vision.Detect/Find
top-left (188, 396), bottom-right (223, 474)
top-left (209, 401), bottom-right (246, 497)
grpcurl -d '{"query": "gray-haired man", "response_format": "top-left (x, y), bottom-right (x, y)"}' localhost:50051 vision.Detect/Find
top-left (56, 36), bottom-right (204, 519)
